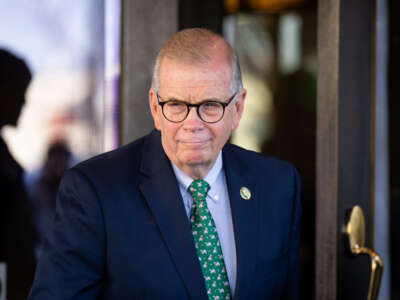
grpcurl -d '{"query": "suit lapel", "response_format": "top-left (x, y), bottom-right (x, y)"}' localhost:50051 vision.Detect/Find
top-left (223, 146), bottom-right (258, 300)
top-left (138, 131), bottom-right (208, 300)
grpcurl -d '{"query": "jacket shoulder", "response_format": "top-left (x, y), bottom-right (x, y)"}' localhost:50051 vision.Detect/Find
top-left (71, 132), bottom-right (149, 179)
top-left (223, 143), bottom-right (297, 177)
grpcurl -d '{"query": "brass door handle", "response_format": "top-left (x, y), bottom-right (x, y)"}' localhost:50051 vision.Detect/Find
top-left (344, 205), bottom-right (383, 300)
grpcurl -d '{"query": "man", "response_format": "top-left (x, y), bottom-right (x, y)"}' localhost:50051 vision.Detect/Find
top-left (29, 28), bottom-right (301, 299)
top-left (0, 49), bottom-right (37, 300)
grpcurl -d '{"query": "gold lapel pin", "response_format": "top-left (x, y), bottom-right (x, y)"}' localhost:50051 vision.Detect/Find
top-left (240, 187), bottom-right (251, 200)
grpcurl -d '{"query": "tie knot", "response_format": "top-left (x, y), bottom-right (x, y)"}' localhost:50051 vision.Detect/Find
top-left (188, 179), bottom-right (210, 202)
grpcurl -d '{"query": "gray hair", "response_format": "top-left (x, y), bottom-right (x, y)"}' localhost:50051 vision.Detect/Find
top-left (151, 28), bottom-right (243, 95)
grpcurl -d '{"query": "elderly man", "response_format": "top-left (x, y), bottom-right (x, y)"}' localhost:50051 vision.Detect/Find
top-left (29, 28), bottom-right (301, 300)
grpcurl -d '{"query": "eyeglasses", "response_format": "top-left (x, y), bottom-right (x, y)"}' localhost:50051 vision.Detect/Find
top-left (156, 92), bottom-right (237, 123)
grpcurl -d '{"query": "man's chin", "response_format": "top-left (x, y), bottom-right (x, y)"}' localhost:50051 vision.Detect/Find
top-left (183, 157), bottom-right (209, 166)
top-left (179, 153), bottom-right (211, 167)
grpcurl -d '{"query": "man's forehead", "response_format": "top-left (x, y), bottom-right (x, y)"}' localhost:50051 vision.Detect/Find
top-left (158, 57), bottom-right (231, 93)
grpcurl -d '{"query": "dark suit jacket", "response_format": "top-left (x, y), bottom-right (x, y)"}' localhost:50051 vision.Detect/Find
top-left (29, 130), bottom-right (301, 300)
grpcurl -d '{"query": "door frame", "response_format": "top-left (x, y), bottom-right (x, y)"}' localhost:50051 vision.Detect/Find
top-left (315, 0), bottom-right (376, 298)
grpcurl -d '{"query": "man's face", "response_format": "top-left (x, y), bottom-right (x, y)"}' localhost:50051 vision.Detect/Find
top-left (149, 53), bottom-right (245, 178)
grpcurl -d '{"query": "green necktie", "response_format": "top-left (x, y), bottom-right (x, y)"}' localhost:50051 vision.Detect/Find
top-left (188, 179), bottom-right (232, 300)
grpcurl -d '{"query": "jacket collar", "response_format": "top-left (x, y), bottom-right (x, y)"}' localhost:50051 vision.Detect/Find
top-left (222, 144), bottom-right (258, 299)
top-left (138, 130), bottom-right (208, 300)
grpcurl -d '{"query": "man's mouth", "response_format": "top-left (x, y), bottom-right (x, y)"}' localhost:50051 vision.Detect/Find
top-left (179, 140), bottom-right (210, 146)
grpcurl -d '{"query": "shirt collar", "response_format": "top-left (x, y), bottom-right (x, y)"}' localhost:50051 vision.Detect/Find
top-left (171, 151), bottom-right (223, 197)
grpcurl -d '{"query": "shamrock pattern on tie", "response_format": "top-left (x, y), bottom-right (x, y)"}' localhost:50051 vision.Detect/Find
top-left (188, 179), bottom-right (232, 300)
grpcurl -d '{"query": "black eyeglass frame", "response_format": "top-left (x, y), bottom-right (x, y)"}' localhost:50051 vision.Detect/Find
top-left (156, 92), bottom-right (238, 123)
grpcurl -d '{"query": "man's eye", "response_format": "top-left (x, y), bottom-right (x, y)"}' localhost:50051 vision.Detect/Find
top-left (202, 102), bottom-right (220, 109)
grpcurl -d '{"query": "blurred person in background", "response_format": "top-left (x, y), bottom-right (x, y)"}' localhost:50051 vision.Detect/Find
top-left (0, 49), bottom-right (37, 300)
top-left (31, 140), bottom-right (72, 250)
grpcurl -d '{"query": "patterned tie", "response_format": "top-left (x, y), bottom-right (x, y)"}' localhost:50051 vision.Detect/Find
top-left (188, 179), bottom-right (232, 300)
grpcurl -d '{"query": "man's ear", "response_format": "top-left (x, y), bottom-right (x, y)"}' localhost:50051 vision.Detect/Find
top-left (231, 89), bottom-right (246, 131)
top-left (149, 89), bottom-right (161, 130)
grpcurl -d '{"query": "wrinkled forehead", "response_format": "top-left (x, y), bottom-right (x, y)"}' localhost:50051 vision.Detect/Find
top-left (158, 57), bottom-right (232, 98)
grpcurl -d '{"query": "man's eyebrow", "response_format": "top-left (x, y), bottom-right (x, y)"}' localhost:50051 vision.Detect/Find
top-left (166, 96), bottom-right (185, 101)
top-left (201, 97), bottom-right (224, 101)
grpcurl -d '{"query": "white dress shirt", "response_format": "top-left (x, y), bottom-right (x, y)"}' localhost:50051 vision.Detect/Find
top-left (171, 152), bottom-right (237, 295)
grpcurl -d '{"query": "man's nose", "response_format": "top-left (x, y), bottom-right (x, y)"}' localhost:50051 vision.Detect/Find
top-left (183, 107), bottom-right (203, 128)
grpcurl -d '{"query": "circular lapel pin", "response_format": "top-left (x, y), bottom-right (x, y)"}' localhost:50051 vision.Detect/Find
top-left (240, 187), bottom-right (251, 200)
